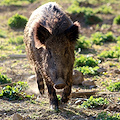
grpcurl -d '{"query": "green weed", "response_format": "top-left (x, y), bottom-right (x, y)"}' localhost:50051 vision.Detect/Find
top-left (91, 32), bottom-right (115, 45)
top-left (57, 95), bottom-right (61, 101)
top-left (107, 82), bottom-right (120, 92)
top-left (75, 35), bottom-right (91, 50)
top-left (15, 44), bottom-right (25, 50)
top-left (0, 45), bottom-right (4, 50)
top-left (81, 96), bottom-right (109, 108)
top-left (97, 112), bottom-right (120, 120)
top-left (8, 14), bottom-right (28, 29)
top-left (74, 55), bottom-right (99, 75)
top-left (98, 50), bottom-right (120, 58)
top-left (0, 29), bottom-right (6, 38)
top-left (0, 81), bottom-right (34, 100)
top-left (116, 36), bottom-right (120, 41)
top-left (28, 0), bottom-right (36, 3)
top-left (101, 24), bottom-right (111, 30)
top-left (95, 5), bottom-right (112, 14)
top-left (113, 15), bottom-right (120, 25)
top-left (67, 4), bottom-right (102, 24)
top-left (74, 55), bottom-right (98, 67)
top-left (0, 73), bottom-right (11, 84)
top-left (75, 66), bottom-right (99, 75)
top-left (8, 36), bottom-right (23, 45)
top-left (1, 0), bottom-right (35, 5)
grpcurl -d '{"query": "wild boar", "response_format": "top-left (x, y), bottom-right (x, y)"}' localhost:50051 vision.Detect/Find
top-left (24, 2), bottom-right (80, 110)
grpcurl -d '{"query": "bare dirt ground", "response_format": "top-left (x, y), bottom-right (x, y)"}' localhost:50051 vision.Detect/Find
top-left (0, 1), bottom-right (120, 120)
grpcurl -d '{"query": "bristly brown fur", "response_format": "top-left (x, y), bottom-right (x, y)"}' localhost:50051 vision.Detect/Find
top-left (24, 2), bottom-right (80, 110)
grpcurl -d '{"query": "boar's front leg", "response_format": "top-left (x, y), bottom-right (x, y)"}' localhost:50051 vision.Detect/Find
top-left (35, 68), bottom-right (44, 95)
top-left (61, 84), bottom-right (72, 103)
top-left (46, 81), bottom-right (59, 110)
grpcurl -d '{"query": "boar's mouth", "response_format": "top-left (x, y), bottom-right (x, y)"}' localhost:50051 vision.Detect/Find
top-left (53, 77), bottom-right (66, 89)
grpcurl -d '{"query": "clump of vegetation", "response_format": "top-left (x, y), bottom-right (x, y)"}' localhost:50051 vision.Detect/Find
top-left (0, 45), bottom-right (4, 50)
top-left (0, 73), bottom-right (11, 84)
top-left (67, 3), bottom-right (102, 24)
top-left (28, 0), bottom-right (36, 3)
top-left (116, 36), bottom-right (120, 41)
top-left (74, 55), bottom-right (98, 67)
top-left (75, 35), bottom-right (91, 50)
top-left (91, 32), bottom-right (106, 45)
top-left (75, 66), bottom-right (99, 75)
top-left (81, 96), bottom-right (109, 108)
top-left (8, 36), bottom-right (24, 45)
top-left (91, 32), bottom-right (115, 45)
top-left (0, 29), bottom-right (6, 38)
top-left (74, 55), bottom-right (99, 75)
top-left (98, 50), bottom-right (120, 58)
top-left (2, 0), bottom-right (36, 5)
top-left (113, 15), bottom-right (120, 25)
top-left (101, 24), bottom-right (111, 30)
top-left (107, 82), bottom-right (120, 92)
top-left (97, 112), bottom-right (120, 120)
top-left (15, 44), bottom-right (25, 50)
top-left (8, 14), bottom-right (28, 29)
top-left (8, 36), bottom-right (25, 50)
top-left (95, 5), bottom-right (112, 14)
top-left (0, 81), bottom-right (34, 100)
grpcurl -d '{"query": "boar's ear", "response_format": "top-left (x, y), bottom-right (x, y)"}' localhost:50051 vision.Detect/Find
top-left (65, 21), bottom-right (80, 42)
top-left (34, 23), bottom-right (51, 49)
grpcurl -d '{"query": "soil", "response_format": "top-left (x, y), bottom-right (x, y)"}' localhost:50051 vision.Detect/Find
top-left (0, 1), bottom-right (120, 120)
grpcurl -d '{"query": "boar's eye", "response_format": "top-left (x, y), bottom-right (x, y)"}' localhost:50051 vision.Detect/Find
top-left (64, 48), bottom-right (69, 57)
top-left (48, 48), bottom-right (52, 58)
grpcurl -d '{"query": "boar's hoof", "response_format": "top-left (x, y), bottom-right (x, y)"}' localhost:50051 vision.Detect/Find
top-left (50, 105), bottom-right (59, 111)
top-left (54, 78), bottom-right (66, 89)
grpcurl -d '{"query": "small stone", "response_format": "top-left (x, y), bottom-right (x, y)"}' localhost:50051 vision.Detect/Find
top-left (13, 113), bottom-right (25, 120)
top-left (114, 69), bottom-right (120, 74)
top-left (82, 80), bottom-right (96, 87)
top-left (73, 70), bottom-right (84, 85)
top-left (27, 75), bottom-right (36, 82)
top-left (75, 99), bottom-right (82, 105)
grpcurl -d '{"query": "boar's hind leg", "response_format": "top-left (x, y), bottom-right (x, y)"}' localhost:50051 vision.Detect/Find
top-left (35, 69), bottom-right (44, 95)
top-left (46, 81), bottom-right (59, 110)
top-left (61, 85), bottom-right (72, 103)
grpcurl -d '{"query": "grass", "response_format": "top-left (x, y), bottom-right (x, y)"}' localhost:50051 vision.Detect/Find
top-left (1, 0), bottom-right (36, 5)
top-left (95, 5), bottom-right (112, 14)
top-left (107, 82), bottom-right (120, 92)
top-left (67, 4), bottom-right (102, 25)
top-left (8, 36), bottom-right (25, 50)
top-left (91, 32), bottom-right (116, 45)
top-left (97, 112), bottom-right (120, 120)
top-left (80, 96), bottom-right (109, 108)
top-left (98, 50), bottom-right (120, 58)
top-left (0, 0), bottom-right (120, 119)
top-left (74, 55), bottom-right (99, 67)
top-left (0, 81), bottom-right (35, 100)
top-left (113, 15), bottom-right (120, 25)
top-left (0, 73), bottom-right (11, 84)
top-left (75, 35), bottom-right (91, 50)
top-left (75, 66), bottom-right (99, 75)
top-left (0, 29), bottom-right (7, 38)
top-left (8, 36), bottom-right (24, 45)
top-left (74, 55), bottom-right (100, 75)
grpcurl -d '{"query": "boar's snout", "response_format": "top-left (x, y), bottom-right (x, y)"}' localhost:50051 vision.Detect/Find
top-left (54, 77), bottom-right (66, 89)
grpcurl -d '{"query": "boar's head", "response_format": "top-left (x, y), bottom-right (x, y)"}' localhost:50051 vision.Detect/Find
top-left (33, 21), bottom-right (80, 89)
